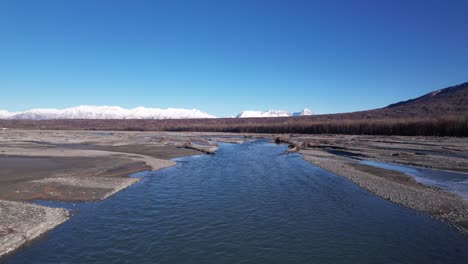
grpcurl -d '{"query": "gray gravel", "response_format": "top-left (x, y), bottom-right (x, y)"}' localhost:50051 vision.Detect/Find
top-left (301, 152), bottom-right (468, 234)
top-left (0, 200), bottom-right (69, 257)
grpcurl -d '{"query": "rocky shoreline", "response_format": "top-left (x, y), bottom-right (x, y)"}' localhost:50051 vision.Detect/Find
top-left (285, 134), bottom-right (468, 234)
top-left (0, 200), bottom-right (69, 256)
top-left (0, 130), bottom-right (248, 258)
top-left (1, 130), bottom-right (467, 258)
top-left (301, 152), bottom-right (468, 233)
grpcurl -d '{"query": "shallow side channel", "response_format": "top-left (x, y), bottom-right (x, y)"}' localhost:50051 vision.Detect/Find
top-left (5, 140), bottom-right (468, 264)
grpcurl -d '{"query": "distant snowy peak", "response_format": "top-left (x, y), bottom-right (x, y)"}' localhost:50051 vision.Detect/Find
top-left (0, 106), bottom-right (216, 120)
top-left (0, 110), bottom-right (15, 119)
top-left (293, 108), bottom-right (313, 116)
top-left (236, 108), bottom-right (313, 118)
top-left (0, 106), bottom-right (313, 119)
top-left (236, 110), bottom-right (291, 118)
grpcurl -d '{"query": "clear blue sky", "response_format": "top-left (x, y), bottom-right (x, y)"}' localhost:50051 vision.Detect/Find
top-left (1, 0), bottom-right (467, 117)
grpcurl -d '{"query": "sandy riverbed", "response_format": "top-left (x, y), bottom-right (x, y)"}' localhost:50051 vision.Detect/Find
top-left (1, 130), bottom-right (467, 257)
top-left (0, 130), bottom-right (246, 257)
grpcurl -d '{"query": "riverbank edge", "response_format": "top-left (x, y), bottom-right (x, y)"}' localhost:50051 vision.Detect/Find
top-left (0, 131), bottom-right (242, 259)
top-left (0, 156), bottom-right (182, 258)
top-left (0, 201), bottom-right (69, 257)
top-left (300, 153), bottom-right (468, 234)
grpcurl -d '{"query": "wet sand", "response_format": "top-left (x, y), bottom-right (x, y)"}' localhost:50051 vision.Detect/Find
top-left (1, 130), bottom-right (467, 257)
top-left (0, 156), bottom-right (149, 199)
top-left (0, 130), bottom-right (238, 201)
top-left (0, 130), bottom-right (245, 257)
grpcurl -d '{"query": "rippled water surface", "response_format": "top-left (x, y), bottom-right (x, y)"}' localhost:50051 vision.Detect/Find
top-left (6, 140), bottom-right (468, 263)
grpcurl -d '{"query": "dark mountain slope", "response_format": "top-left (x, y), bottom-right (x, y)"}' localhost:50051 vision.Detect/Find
top-left (1, 82), bottom-right (467, 136)
top-left (381, 82), bottom-right (468, 117)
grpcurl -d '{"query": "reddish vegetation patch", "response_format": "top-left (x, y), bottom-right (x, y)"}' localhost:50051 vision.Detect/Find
top-left (0, 182), bottom-right (113, 202)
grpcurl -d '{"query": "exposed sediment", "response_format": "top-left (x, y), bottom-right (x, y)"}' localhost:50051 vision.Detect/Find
top-left (2, 130), bottom-right (468, 257)
top-left (292, 135), bottom-right (468, 234)
top-left (0, 177), bottom-right (142, 202)
top-left (0, 200), bottom-right (69, 257)
top-left (0, 130), bottom-right (236, 258)
top-left (183, 141), bottom-right (219, 154)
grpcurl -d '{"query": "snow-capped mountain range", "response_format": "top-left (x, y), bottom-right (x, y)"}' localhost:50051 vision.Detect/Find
top-left (0, 106), bottom-right (313, 120)
top-left (236, 108), bottom-right (313, 118)
top-left (0, 106), bottom-right (216, 120)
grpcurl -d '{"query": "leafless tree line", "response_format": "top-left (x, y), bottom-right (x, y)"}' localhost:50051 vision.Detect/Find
top-left (1, 114), bottom-right (466, 136)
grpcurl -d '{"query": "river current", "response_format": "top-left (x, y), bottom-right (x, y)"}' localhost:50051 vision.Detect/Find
top-left (6, 140), bottom-right (468, 263)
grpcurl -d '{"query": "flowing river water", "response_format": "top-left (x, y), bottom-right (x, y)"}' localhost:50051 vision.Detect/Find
top-left (5, 140), bottom-right (468, 263)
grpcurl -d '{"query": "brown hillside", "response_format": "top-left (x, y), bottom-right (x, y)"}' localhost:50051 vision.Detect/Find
top-left (380, 82), bottom-right (468, 117)
top-left (323, 82), bottom-right (468, 119)
top-left (0, 82), bottom-right (467, 136)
